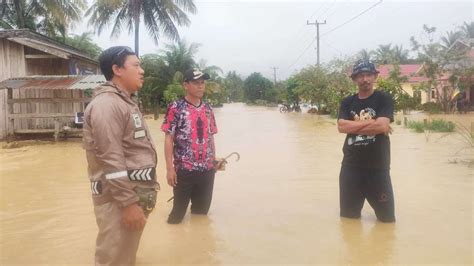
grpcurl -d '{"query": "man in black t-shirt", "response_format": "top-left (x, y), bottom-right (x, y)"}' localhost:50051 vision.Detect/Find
top-left (337, 60), bottom-right (395, 223)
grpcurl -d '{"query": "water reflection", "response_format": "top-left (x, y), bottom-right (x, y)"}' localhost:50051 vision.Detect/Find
top-left (340, 218), bottom-right (395, 264)
top-left (137, 214), bottom-right (219, 265)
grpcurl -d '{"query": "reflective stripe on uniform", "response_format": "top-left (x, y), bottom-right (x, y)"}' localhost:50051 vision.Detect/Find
top-left (128, 167), bottom-right (155, 181)
top-left (91, 181), bottom-right (102, 195)
top-left (105, 170), bottom-right (128, 180)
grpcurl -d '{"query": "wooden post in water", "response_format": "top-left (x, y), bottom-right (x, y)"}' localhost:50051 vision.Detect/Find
top-left (6, 88), bottom-right (14, 142)
top-left (154, 103), bottom-right (160, 120)
top-left (7, 118), bottom-right (14, 143)
top-left (471, 122), bottom-right (474, 140)
top-left (54, 118), bottom-right (60, 141)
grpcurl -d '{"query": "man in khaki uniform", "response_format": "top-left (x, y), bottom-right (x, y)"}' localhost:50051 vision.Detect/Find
top-left (83, 46), bottom-right (159, 265)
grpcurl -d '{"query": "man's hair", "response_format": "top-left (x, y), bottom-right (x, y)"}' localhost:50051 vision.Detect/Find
top-left (98, 46), bottom-right (135, 81)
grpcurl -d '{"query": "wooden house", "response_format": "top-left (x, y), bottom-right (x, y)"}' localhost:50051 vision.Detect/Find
top-left (0, 75), bottom-right (105, 140)
top-left (0, 29), bottom-right (99, 82)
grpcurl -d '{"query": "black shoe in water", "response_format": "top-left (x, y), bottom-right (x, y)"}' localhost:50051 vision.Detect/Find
top-left (167, 217), bottom-right (182, 224)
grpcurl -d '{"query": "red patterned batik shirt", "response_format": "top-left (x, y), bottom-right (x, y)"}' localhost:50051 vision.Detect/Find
top-left (161, 98), bottom-right (218, 171)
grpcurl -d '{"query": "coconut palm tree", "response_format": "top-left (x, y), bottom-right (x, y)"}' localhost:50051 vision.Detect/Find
top-left (0, 0), bottom-right (36, 30)
top-left (458, 21), bottom-right (474, 38)
top-left (197, 59), bottom-right (223, 79)
top-left (65, 32), bottom-right (103, 58)
top-left (162, 39), bottom-right (200, 78)
top-left (375, 44), bottom-right (394, 64)
top-left (356, 49), bottom-right (373, 62)
top-left (86, 0), bottom-right (196, 57)
top-left (0, 0), bottom-right (85, 41)
top-left (441, 30), bottom-right (463, 49)
top-left (13, 0), bottom-right (26, 29)
top-left (37, 0), bottom-right (85, 39)
top-left (392, 44), bottom-right (409, 64)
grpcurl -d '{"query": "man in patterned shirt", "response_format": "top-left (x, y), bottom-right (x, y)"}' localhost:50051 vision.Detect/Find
top-left (162, 68), bottom-right (218, 224)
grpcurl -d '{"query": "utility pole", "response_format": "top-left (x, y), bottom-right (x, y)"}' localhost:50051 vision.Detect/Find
top-left (307, 20), bottom-right (326, 66)
top-left (270, 67), bottom-right (278, 84)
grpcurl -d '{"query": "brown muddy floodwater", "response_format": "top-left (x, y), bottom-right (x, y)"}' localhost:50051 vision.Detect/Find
top-left (0, 103), bottom-right (472, 265)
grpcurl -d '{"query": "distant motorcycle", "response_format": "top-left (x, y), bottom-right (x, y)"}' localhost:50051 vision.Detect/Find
top-left (279, 103), bottom-right (301, 113)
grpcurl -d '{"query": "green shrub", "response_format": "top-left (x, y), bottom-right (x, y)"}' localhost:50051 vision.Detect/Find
top-left (407, 121), bottom-right (425, 132)
top-left (329, 111), bottom-right (338, 119)
top-left (426, 119), bottom-right (455, 132)
top-left (163, 83), bottom-right (185, 104)
top-left (421, 102), bottom-right (442, 114)
top-left (406, 119), bottom-right (455, 133)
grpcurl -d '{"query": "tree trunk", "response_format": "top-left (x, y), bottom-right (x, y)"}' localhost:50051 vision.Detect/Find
top-left (134, 15), bottom-right (139, 57)
top-left (1, 0), bottom-right (8, 19)
top-left (129, 0), bottom-right (142, 55)
top-left (14, 0), bottom-right (25, 28)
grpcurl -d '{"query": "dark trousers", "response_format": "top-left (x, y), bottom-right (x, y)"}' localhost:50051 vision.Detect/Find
top-left (167, 169), bottom-right (215, 224)
top-left (339, 165), bottom-right (396, 223)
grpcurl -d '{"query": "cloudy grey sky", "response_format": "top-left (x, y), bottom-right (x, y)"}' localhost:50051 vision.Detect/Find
top-left (77, 0), bottom-right (473, 80)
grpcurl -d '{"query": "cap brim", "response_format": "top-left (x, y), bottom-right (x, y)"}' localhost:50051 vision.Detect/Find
top-left (185, 73), bottom-right (210, 81)
top-left (196, 73), bottom-right (210, 80)
top-left (350, 70), bottom-right (379, 78)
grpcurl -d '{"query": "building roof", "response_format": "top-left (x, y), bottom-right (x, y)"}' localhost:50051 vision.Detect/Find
top-left (0, 75), bottom-right (105, 90)
top-left (447, 38), bottom-right (473, 52)
top-left (69, 75), bottom-right (106, 90)
top-left (377, 64), bottom-right (429, 83)
top-left (0, 29), bottom-right (98, 65)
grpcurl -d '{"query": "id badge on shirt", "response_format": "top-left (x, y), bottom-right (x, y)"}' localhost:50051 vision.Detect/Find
top-left (134, 130), bottom-right (146, 139)
top-left (132, 113), bottom-right (143, 128)
top-left (132, 113), bottom-right (145, 139)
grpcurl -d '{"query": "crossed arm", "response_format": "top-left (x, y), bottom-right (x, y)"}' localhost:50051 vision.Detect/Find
top-left (337, 117), bottom-right (392, 136)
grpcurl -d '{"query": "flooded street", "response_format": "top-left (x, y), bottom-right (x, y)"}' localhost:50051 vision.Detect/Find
top-left (0, 103), bottom-right (472, 265)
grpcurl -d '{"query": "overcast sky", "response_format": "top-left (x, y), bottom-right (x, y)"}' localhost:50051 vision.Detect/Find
top-left (77, 0), bottom-right (473, 80)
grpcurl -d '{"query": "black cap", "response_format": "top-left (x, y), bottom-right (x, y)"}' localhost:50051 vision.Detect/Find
top-left (183, 69), bottom-right (210, 82)
top-left (350, 60), bottom-right (379, 78)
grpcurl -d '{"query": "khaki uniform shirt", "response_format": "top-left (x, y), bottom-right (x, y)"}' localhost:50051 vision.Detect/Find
top-left (83, 82), bottom-right (158, 207)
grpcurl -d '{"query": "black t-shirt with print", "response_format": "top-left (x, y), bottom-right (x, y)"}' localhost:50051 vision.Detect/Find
top-left (338, 90), bottom-right (394, 170)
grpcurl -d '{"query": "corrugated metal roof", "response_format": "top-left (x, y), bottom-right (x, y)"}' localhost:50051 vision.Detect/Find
top-left (0, 75), bottom-right (105, 90)
top-left (69, 75), bottom-right (106, 90)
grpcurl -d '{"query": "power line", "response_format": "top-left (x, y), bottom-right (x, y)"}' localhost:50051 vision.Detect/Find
top-left (286, 19), bottom-right (327, 71)
top-left (286, 0), bottom-right (383, 71)
top-left (286, 1), bottom-right (334, 53)
top-left (286, 36), bottom-right (318, 71)
top-left (317, 0), bottom-right (338, 21)
top-left (321, 0), bottom-right (383, 37)
top-left (321, 38), bottom-right (344, 55)
top-left (308, 1), bottom-right (331, 21)
top-left (324, 1), bottom-right (347, 21)
top-left (283, 0), bottom-right (337, 61)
